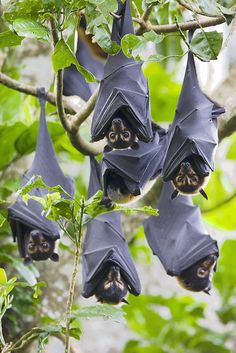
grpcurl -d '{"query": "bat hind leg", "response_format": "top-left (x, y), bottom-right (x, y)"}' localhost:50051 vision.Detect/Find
top-left (100, 196), bottom-right (113, 208)
top-left (200, 189), bottom-right (208, 200)
top-left (171, 189), bottom-right (179, 200)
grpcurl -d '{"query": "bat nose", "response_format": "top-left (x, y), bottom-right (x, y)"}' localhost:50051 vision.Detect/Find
top-left (112, 118), bottom-right (122, 127)
top-left (181, 161), bottom-right (191, 172)
top-left (30, 230), bottom-right (40, 240)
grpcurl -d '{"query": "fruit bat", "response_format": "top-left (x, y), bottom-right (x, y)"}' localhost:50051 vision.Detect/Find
top-left (91, 0), bottom-right (153, 147)
top-left (162, 30), bottom-right (225, 200)
top-left (8, 88), bottom-right (75, 264)
top-left (63, 16), bottom-right (104, 101)
top-left (143, 182), bottom-right (218, 293)
top-left (101, 126), bottom-right (167, 205)
top-left (82, 157), bottom-right (141, 304)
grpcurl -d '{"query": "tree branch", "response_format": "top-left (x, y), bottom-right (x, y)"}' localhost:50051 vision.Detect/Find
top-left (135, 16), bottom-right (226, 35)
top-left (49, 18), bottom-right (102, 156)
top-left (219, 111), bottom-right (236, 141)
top-left (0, 72), bottom-right (77, 114)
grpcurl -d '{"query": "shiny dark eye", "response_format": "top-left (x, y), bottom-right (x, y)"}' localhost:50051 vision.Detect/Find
top-left (42, 242), bottom-right (49, 249)
top-left (109, 133), bottom-right (116, 139)
top-left (28, 244), bottom-right (34, 251)
top-left (197, 268), bottom-right (206, 277)
top-left (123, 131), bottom-right (130, 138)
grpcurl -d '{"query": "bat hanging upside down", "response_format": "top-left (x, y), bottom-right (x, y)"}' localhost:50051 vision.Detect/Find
top-left (24, 229), bottom-right (59, 264)
top-left (104, 117), bottom-right (138, 152)
top-left (94, 265), bottom-right (128, 304)
top-left (171, 158), bottom-right (210, 200)
top-left (102, 171), bottom-right (155, 206)
top-left (176, 253), bottom-right (217, 294)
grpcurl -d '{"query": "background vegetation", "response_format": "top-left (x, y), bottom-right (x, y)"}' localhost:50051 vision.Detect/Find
top-left (1, 0), bottom-right (236, 352)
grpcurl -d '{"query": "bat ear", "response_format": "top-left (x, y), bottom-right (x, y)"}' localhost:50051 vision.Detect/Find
top-left (203, 289), bottom-right (211, 295)
top-left (24, 255), bottom-right (32, 265)
top-left (122, 298), bottom-right (129, 304)
top-left (50, 252), bottom-right (59, 262)
top-left (200, 189), bottom-right (208, 200)
top-left (104, 145), bottom-right (113, 153)
top-left (171, 189), bottom-right (179, 200)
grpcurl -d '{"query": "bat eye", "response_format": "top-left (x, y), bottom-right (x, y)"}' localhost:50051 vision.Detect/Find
top-left (42, 242), bottom-right (50, 250)
top-left (197, 268), bottom-right (207, 278)
top-left (28, 244), bottom-right (35, 251)
top-left (123, 131), bottom-right (130, 139)
top-left (109, 133), bottom-right (116, 140)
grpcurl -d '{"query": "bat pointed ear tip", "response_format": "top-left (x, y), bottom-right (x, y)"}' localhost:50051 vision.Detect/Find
top-left (200, 189), bottom-right (208, 200)
top-left (50, 252), bottom-right (59, 262)
top-left (122, 299), bottom-right (129, 305)
top-left (203, 289), bottom-right (211, 295)
top-left (171, 189), bottom-right (179, 200)
top-left (24, 256), bottom-right (32, 265)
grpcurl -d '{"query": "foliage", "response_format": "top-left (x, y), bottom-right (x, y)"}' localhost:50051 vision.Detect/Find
top-left (0, 0), bottom-right (236, 352)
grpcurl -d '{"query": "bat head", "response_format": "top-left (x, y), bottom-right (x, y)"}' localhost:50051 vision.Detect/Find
top-left (105, 116), bottom-right (136, 150)
top-left (94, 265), bottom-right (128, 305)
top-left (24, 229), bottom-right (59, 263)
top-left (176, 253), bottom-right (218, 293)
top-left (106, 171), bottom-right (136, 204)
top-left (171, 160), bottom-right (210, 198)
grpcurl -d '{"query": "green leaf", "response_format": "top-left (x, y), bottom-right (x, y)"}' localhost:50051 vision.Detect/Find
top-left (226, 132), bottom-right (236, 160)
top-left (0, 268), bottom-right (7, 284)
top-left (197, 0), bottom-right (222, 16)
top-left (13, 18), bottom-right (50, 40)
top-left (52, 38), bottom-right (98, 82)
top-left (72, 304), bottom-right (125, 321)
top-left (190, 31), bottom-right (223, 61)
top-left (15, 121), bottom-right (65, 155)
top-left (0, 30), bottom-right (24, 48)
top-left (121, 31), bottom-right (164, 59)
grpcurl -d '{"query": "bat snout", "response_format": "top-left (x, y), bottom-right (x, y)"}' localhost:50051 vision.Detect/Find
top-left (180, 161), bottom-right (191, 173)
top-left (30, 229), bottom-right (41, 241)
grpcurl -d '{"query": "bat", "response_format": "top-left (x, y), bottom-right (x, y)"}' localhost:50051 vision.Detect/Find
top-left (63, 15), bottom-right (104, 101)
top-left (162, 30), bottom-right (225, 200)
top-left (101, 125), bottom-right (167, 205)
top-left (91, 0), bottom-right (153, 147)
top-left (82, 157), bottom-right (141, 304)
top-left (8, 88), bottom-right (75, 263)
top-left (143, 182), bottom-right (218, 294)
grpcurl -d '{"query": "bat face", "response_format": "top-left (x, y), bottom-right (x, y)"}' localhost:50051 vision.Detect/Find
top-left (176, 253), bottom-right (217, 293)
top-left (171, 160), bottom-right (210, 198)
top-left (25, 229), bottom-right (58, 262)
top-left (94, 265), bottom-right (128, 305)
top-left (105, 117), bottom-right (137, 150)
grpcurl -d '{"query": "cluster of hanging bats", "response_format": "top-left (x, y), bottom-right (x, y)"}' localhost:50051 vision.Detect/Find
top-left (8, 0), bottom-right (225, 305)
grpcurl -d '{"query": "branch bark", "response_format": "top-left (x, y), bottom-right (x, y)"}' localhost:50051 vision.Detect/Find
top-left (135, 16), bottom-right (226, 35)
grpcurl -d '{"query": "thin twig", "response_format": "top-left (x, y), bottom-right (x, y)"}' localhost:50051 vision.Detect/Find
top-left (64, 200), bottom-right (85, 353)
top-left (0, 72), bottom-right (76, 114)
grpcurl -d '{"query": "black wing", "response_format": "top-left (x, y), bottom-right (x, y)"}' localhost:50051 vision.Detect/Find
top-left (102, 127), bottom-right (167, 196)
top-left (143, 182), bottom-right (218, 276)
top-left (82, 157), bottom-right (141, 298)
top-left (8, 88), bottom-right (75, 245)
top-left (91, 0), bottom-right (152, 142)
top-left (162, 31), bottom-right (225, 181)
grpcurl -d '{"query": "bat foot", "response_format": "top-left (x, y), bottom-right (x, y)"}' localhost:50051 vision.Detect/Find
top-left (171, 189), bottom-right (179, 200)
top-left (100, 196), bottom-right (113, 208)
top-left (104, 145), bottom-right (113, 153)
top-left (131, 142), bottom-right (139, 150)
top-left (200, 189), bottom-right (208, 200)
